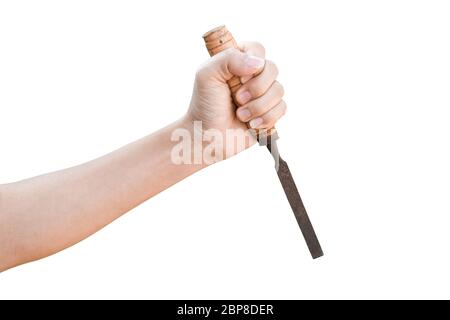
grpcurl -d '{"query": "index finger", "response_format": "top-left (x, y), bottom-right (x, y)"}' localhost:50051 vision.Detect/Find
top-left (238, 42), bottom-right (266, 83)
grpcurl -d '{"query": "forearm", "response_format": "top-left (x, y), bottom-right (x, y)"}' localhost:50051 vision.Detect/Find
top-left (0, 117), bottom-right (201, 271)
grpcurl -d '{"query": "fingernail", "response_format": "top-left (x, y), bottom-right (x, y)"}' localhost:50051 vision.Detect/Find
top-left (237, 90), bottom-right (252, 105)
top-left (245, 55), bottom-right (265, 69)
top-left (249, 117), bottom-right (263, 128)
top-left (236, 108), bottom-right (251, 121)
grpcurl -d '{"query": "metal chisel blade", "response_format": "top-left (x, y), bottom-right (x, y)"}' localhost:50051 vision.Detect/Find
top-left (267, 141), bottom-right (324, 259)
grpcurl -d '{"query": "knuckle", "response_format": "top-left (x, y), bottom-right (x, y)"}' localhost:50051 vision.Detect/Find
top-left (266, 60), bottom-right (279, 77)
top-left (242, 41), bottom-right (266, 57)
top-left (247, 81), bottom-right (266, 98)
top-left (252, 42), bottom-right (266, 57)
top-left (261, 115), bottom-right (275, 127)
top-left (195, 64), bottom-right (216, 83)
top-left (195, 57), bottom-right (220, 81)
top-left (274, 81), bottom-right (285, 97)
top-left (195, 66), bottom-right (208, 82)
top-left (224, 47), bottom-right (240, 59)
top-left (212, 48), bottom-right (240, 67)
top-left (247, 100), bottom-right (266, 116)
top-left (280, 100), bottom-right (287, 115)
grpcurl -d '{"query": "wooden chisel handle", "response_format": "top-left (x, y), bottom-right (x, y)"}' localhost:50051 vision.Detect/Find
top-left (202, 25), bottom-right (277, 140)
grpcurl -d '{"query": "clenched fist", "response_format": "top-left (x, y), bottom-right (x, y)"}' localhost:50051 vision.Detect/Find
top-left (185, 42), bottom-right (286, 158)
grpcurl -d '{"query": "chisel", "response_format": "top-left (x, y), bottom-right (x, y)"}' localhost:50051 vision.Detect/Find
top-left (203, 26), bottom-right (323, 259)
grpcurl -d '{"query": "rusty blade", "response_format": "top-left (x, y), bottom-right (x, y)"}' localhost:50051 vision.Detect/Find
top-left (267, 141), bottom-right (323, 259)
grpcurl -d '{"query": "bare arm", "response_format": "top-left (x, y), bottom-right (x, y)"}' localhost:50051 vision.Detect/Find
top-left (0, 118), bottom-right (202, 271)
top-left (0, 42), bottom-right (286, 271)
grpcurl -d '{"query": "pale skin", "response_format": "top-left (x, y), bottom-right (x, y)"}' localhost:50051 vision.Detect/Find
top-left (0, 42), bottom-right (286, 272)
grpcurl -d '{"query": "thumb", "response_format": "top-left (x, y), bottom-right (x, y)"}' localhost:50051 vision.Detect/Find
top-left (199, 48), bottom-right (265, 82)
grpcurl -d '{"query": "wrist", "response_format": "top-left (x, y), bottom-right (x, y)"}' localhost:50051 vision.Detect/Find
top-left (171, 115), bottom-right (221, 168)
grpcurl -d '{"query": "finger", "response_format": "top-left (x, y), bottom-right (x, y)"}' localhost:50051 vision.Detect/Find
top-left (234, 60), bottom-right (279, 105)
top-left (197, 48), bottom-right (265, 83)
top-left (238, 41), bottom-right (266, 58)
top-left (236, 81), bottom-right (284, 122)
top-left (238, 42), bottom-right (266, 83)
top-left (248, 100), bottom-right (287, 129)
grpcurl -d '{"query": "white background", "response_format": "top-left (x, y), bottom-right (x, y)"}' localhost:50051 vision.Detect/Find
top-left (1, 0), bottom-right (450, 299)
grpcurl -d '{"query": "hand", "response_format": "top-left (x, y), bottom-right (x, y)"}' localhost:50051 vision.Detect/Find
top-left (185, 42), bottom-right (286, 159)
